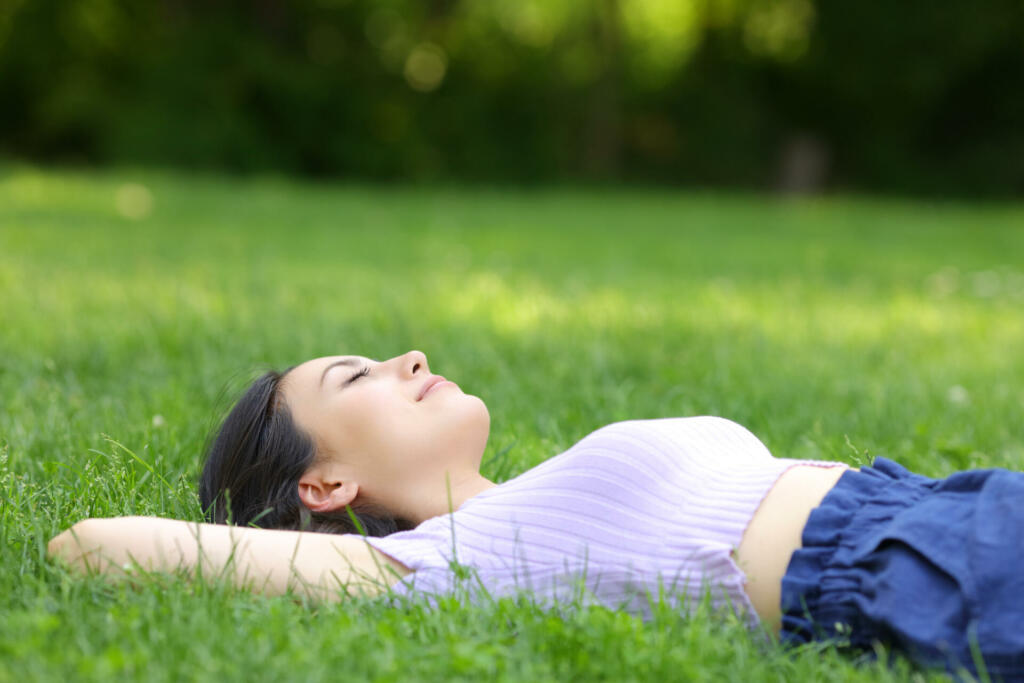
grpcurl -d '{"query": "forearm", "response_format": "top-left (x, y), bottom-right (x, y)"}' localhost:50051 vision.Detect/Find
top-left (47, 516), bottom-right (409, 600)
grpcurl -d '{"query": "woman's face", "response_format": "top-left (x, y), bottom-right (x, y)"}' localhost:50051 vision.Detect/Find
top-left (281, 350), bottom-right (490, 518)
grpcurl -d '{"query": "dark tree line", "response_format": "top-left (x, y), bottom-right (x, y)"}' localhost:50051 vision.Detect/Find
top-left (1, 0), bottom-right (1021, 195)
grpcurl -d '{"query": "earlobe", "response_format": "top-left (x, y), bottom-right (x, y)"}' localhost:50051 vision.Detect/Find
top-left (297, 473), bottom-right (359, 513)
top-left (325, 480), bottom-right (359, 512)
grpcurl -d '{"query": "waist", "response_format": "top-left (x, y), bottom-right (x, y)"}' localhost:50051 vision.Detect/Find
top-left (734, 462), bottom-right (851, 630)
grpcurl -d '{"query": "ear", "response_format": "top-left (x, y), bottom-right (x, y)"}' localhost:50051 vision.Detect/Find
top-left (297, 468), bottom-right (359, 513)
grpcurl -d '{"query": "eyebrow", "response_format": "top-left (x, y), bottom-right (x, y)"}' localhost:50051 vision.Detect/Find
top-left (319, 358), bottom-right (361, 388)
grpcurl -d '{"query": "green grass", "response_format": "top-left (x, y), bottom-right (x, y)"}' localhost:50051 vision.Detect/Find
top-left (2, 164), bottom-right (1023, 681)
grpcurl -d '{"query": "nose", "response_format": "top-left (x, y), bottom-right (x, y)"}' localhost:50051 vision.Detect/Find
top-left (398, 349), bottom-right (428, 378)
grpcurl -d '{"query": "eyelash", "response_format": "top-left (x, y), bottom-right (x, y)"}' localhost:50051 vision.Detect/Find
top-left (345, 367), bottom-right (370, 385)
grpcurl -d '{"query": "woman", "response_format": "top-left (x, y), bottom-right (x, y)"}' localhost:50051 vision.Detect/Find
top-left (48, 351), bottom-right (1024, 679)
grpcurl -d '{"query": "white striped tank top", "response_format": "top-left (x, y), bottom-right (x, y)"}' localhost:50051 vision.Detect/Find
top-left (365, 416), bottom-right (846, 626)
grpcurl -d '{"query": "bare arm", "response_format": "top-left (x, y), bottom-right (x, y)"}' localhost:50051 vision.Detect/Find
top-left (47, 516), bottom-right (411, 600)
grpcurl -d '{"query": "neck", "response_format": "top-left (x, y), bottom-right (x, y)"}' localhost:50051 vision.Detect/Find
top-left (409, 470), bottom-right (496, 524)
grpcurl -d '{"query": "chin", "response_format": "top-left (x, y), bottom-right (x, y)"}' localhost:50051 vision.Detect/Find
top-left (456, 393), bottom-right (490, 451)
top-left (468, 393), bottom-right (490, 424)
top-left (449, 391), bottom-right (487, 423)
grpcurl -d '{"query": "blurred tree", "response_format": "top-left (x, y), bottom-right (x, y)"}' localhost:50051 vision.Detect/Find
top-left (0, 0), bottom-right (1020, 194)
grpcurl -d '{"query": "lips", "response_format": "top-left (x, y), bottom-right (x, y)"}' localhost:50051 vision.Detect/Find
top-left (418, 375), bottom-right (447, 401)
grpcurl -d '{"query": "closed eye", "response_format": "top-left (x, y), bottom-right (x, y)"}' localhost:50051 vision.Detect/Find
top-left (344, 367), bottom-right (370, 386)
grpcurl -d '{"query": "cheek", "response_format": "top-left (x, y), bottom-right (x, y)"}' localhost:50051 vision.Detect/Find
top-left (344, 387), bottom-right (417, 450)
top-left (341, 387), bottom-right (485, 466)
top-left (325, 391), bottom-right (382, 452)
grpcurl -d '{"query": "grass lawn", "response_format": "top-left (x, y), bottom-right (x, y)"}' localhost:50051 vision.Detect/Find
top-left (2, 164), bottom-right (1023, 681)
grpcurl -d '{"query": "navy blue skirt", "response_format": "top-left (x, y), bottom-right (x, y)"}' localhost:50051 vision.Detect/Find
top-left (780, 457), bottom-right (1024, 680)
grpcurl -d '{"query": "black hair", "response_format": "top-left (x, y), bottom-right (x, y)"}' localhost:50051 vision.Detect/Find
top-left (199, 370), bottom-right (414, 536)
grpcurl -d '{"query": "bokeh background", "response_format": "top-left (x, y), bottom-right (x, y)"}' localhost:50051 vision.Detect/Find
top-left (4, 3), bottom-right (1024, 680)
top-left (2, 0), bottom-right (1023, 195)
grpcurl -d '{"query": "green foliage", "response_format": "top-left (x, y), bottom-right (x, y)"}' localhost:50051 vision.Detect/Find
top-left (0, 0), bottom-right (1022, 193)
top-left (2, 165), bottom-right (1023, 680)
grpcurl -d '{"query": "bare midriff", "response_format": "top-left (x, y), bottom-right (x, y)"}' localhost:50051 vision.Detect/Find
top-left (733, 464), bottom-right (851, 632)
